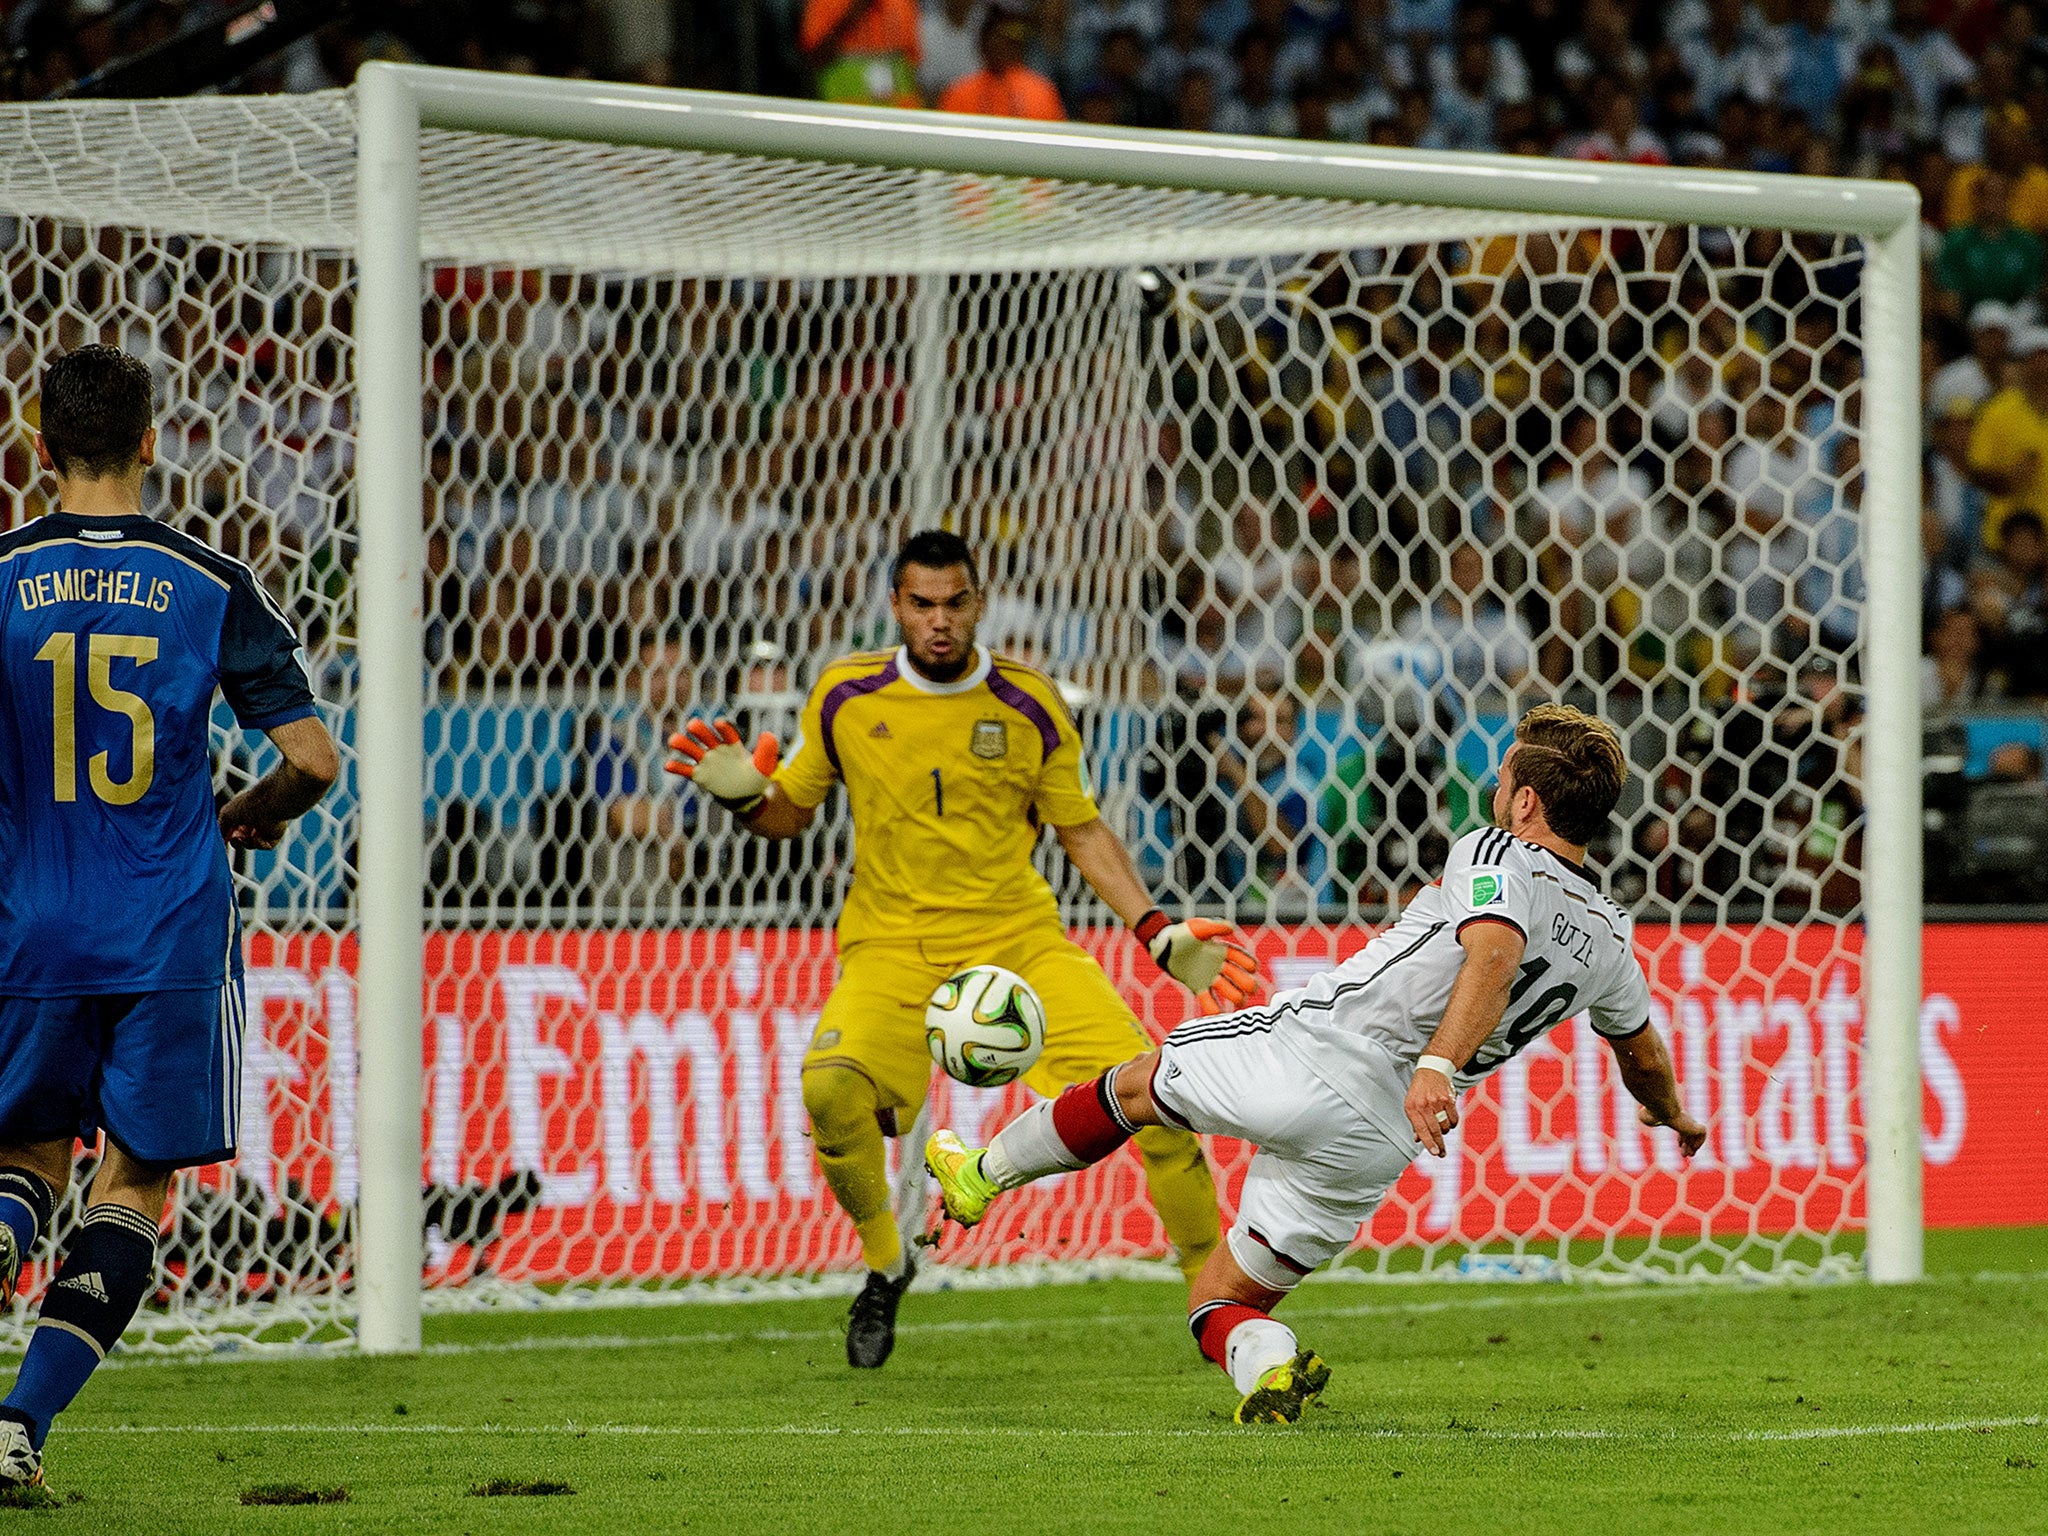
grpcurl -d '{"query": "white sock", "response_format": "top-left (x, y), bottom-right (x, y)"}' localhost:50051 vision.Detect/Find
top-left (1225, 1317), bottom-right (1299, 1395)
top-left (981, 1100), bottom-right (1086, 1189)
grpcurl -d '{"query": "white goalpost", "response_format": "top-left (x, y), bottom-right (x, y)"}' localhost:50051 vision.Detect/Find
top-left (0, 64), bottom-right (1922, 1359)
top-left (349, 64), bottom-right (1924, 1352)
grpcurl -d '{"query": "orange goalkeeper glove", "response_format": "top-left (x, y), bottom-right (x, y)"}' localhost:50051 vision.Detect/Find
top-left (664, 718), bottom-right (781, 815)
top-left (1133, 908), bottom-right (1259, 1016)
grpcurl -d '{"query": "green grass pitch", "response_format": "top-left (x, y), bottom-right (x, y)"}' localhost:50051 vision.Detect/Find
top-left (15, 1227), bottom-right (2047, 1534)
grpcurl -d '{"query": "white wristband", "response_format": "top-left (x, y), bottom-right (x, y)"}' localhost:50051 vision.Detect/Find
top-left (1416, 1054), bottom-right (1459, 1081)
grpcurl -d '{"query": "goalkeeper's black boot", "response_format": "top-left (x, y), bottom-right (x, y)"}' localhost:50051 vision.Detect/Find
top-left (846, 1258), bottom-right (916, 1369)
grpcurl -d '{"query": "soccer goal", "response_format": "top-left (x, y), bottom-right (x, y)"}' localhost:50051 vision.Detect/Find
top-left (0, 67), bottom-right (1922, 1357)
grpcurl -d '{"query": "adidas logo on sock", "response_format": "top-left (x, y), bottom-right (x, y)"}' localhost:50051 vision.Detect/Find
top-left (55, 1271), bottom-right (107, 1305)
top-left (869, 721), bottom-right (892, 739)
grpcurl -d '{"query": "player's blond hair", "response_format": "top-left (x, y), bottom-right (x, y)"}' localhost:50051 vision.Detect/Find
top-left (1510, 704), bottom-right (1627, 846)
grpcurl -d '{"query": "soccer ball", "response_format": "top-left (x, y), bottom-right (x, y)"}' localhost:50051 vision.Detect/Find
top-left (925, 965), bottom-right (1046, 1088)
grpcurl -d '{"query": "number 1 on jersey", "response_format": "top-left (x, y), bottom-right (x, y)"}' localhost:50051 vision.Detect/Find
top-left (34, 632), bottom-right (76, 802)
top-left (931, 766), bottom-right (944, 817)
top-left (34, 630), bottom-right (159, 806)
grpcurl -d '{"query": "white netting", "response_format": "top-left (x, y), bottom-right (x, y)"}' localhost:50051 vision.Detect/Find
top-left (0, 90), bottom-right (1875, 1352)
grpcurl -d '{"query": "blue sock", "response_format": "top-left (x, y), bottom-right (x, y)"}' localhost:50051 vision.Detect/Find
top-left (0, 1332), bottom-right (95, 1451)
top-left (0, 1169), bottom-right (56, 1274)
top-left (3, 1203), bottom-right (157, 1450)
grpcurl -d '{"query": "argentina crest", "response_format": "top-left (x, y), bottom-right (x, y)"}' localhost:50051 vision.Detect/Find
top-left (970, 718), bottom-right (1008, 760)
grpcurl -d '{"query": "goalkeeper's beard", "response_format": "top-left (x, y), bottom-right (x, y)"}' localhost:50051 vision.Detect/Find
top-left (904, 631), bottom-right (976, 684)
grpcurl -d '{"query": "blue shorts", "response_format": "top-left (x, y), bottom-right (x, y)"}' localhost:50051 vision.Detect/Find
top-left (0, 973), bottom-right (243, 1169)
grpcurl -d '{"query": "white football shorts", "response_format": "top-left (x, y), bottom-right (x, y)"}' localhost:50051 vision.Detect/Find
top-left (1150, 1008), bottom-right (1417, 1292)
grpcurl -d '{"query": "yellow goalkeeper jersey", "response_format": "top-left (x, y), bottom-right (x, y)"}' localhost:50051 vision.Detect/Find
top-left (773, 645), bottom-right (1099, 947)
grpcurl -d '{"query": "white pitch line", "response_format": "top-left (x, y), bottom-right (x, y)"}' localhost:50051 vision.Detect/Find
top-left (1734, 1415), bottom-right (2044, 1443)
top-left (61, 1415), bottom-right (2044, 1445)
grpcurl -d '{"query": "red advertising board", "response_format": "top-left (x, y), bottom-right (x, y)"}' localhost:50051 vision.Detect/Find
top-left (234, 923), bottom-right (2048, 1285)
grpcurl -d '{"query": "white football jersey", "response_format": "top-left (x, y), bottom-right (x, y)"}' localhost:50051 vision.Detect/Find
top-left (1266, 827), bottom-right (1652, 1121)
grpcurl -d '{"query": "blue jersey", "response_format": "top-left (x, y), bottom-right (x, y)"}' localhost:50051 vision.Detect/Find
top-left (0, 511), bottom-right (315, 996)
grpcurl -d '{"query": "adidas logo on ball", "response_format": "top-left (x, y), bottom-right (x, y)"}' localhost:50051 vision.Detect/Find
top-left (925, 965), bottom-right (1046, 1088)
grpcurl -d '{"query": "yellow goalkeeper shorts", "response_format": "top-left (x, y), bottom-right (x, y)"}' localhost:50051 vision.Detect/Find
top-left (804, 913), bottom-right (1156, 1117)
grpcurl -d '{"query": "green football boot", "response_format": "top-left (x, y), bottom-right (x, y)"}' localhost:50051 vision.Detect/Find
top-left (1235, 1350), bottom-right (1332, 1425)
top-left (923, 1131), bottom-right (1001, 1228)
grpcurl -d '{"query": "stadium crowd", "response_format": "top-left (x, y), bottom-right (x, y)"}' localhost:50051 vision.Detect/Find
top-left (5, 0), bottom-right (2047, 913)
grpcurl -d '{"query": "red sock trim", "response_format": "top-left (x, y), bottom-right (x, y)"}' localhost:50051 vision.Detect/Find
top-left (1193, 1302), bottom-right (1267, 1370)
top-left (1049, 1073), bottom-right (1131, 1164)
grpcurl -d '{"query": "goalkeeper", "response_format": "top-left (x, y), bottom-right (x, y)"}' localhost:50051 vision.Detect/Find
top-left (669, 530), bottom-right (1255, 1369)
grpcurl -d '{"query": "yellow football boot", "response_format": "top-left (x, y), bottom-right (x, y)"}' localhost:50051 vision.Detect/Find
top-left (923, 1131), bottom-right (1000, 1228)
top-left (1235, 1350), bottom-right (1332, 1425)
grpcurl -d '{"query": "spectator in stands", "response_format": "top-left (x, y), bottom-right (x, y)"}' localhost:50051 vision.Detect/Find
top-left (1174, 63), bottom-right (1219, 130)
top-left (1968, 326), bottom-right (2048, 551)
top-left (1934, 170), bottom-right (2045, 316)
top-left (1922, 604), bottom-right (1989, 710)
top-left (939, 4), bottom-right (1067, 119)
top-left (802, 0), bottom-right (924, 106)
top-left (918, 0), bottom-right (987, 101)
top-left (1320, 30), bottom-right (1394, 141)
top-left (1568, 86), bottom-right (1674, 164)
top-left (1396, 540), bottom-right (1534, 711)
top-left (1839, 44), bottom-right (1916, 173)
top-left (2003, 1), bottom-right (2048, 82)
top-left (1209, 689), bottom-right (1327, 909)
top-left (1144, 0), bottom-right (1228, 96)
top-left (1944, 110), bottom-right (2048, 233)
top-left (1530, 408), bottom-right (1653, 560)
top-left (1940, 42), bottom-right (2019, 165)
top-left (1383, 85), bottom-right (1439, 148)
top-left (1290, 77), bottom-right (1336, 140)
top-left (1726, 387), bottom-right (1829, 527)
top-left (1216, 26), bottom-right (1294, 137)
top-left (1930, 397), bottom-right (1992, 565)
top-left (1424, 3), bottom-right (1530, 107)
top-left (1429, 34), bottom-right (1508, 152)
top-left (1931, 299), bottom-right (2014, 419)
top-left (1677, 0), bottom-right (1770, 116)
top-left (1559, 0), bottom-right (1648, 98)
top-left (1764, 0), bottom-right (1857, 131)
top-left (1067, 0), bottom-right (1166, 81)
top-left (1085, 26), bottom-right (1173, 127)
top-left (1651, 63), bottom-right (1723, 163)
top-left (590, 628), bottom-right (698, 883)
top-left (1884, 0), bottom-right (1979, 136)
top-left (1972, 509), bottom-right (2048, 696)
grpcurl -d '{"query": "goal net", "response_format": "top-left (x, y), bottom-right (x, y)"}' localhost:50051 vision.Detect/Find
top-left (0, 83), bottom-right (1911, 1352)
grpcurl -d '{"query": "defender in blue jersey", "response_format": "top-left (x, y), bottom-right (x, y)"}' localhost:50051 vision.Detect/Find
top-left (0, 348), bottom-right (339, 1487)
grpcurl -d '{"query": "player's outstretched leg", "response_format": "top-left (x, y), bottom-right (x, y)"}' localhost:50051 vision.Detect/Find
top-left (803, 1065), bottom-right (916, 1368)
top-left (925, 1058), bottom-right (1143, 1226)
top-left (0, 1148), bottom-right (168, 1480)
top-left (926, 1054), bottom-right (1221, 1277)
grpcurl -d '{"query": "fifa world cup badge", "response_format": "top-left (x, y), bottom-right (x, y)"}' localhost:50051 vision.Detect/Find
top-left (971, 719), bottom-right (1008, 760)
top-left (1468, 871), bottom-right (1503, 907)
